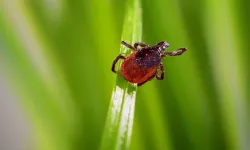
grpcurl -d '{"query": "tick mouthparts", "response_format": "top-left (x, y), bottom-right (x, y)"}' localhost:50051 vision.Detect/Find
top-left (164, 43), bottom-right (170, 49)
top-left (161, 42), bottom-right (169, 50)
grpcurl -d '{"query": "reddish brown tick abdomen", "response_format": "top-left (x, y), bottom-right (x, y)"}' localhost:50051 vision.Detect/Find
top-left (120, 52), bottom-right (158, 84)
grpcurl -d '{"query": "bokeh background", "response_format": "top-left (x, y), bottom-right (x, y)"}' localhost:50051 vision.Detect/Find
top-left (1, 0), bottom-right (250, 150)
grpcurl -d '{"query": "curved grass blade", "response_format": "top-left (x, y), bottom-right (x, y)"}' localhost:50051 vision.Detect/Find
top-left (100, 0), bottom-right (142, 149)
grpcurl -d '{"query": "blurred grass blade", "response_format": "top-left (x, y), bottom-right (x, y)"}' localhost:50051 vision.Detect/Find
top-left (100, 0), bottom-right (142, 149)
top-left (203, 0), bottom-right (248, 149)
top-left (1, 2), bottom-right (73, 150)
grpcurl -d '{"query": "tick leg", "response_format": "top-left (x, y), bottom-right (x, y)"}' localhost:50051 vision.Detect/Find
top-left (112, 54), bottom-right (126, 73)
top-left (156, 63), bottom-right (164, 80)
top-left (134, 42), bottom-right (148, 49)
top-left (162, 48), bottom-right (187, 57)
top-left (121, 41), bottom-right (137, 51)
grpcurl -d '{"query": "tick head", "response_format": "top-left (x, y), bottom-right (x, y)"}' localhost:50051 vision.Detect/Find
top-left (157, 41), bottom-right (169, 52)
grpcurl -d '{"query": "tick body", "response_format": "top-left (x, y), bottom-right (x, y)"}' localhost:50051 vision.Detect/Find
top-left (112, 41), bottom-right (187, 86)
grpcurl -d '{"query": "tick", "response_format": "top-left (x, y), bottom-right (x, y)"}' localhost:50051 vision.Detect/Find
top-left (112, 41), bottom-right (187, 86)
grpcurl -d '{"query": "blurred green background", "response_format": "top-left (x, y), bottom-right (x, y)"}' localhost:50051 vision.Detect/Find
top-left (1, 0), bottom-right (250, 150)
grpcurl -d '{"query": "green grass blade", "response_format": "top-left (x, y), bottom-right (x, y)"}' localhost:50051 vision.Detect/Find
top-left (100, 0), bottom-right (142, 149)
top-left (204, 0), bottom-right (249, 149)
top-left (1, 2), bottom-right (73, 150)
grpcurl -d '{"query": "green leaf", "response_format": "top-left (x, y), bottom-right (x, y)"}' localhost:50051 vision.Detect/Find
top-left (100, 0), bottom-right (142, 149)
